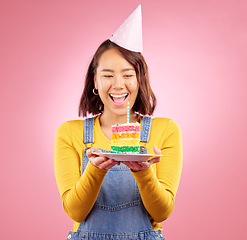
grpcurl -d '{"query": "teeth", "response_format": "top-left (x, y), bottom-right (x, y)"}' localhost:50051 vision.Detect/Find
top-left (110, 94), bottom-right (128, 98)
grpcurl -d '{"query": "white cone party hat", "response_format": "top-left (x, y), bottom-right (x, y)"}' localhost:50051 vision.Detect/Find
top-left (110, 5), bottom-right (143, 52)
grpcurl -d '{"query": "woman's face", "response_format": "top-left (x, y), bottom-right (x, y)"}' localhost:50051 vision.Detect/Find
top-left (94, 48), bottom-right (139, 118)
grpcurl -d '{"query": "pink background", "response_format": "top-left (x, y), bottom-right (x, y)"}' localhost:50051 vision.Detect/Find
top-left (1, 0), bottom-right (246, 239)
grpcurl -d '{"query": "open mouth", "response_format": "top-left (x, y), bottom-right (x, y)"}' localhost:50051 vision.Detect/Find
top-left (109, 93), bottom-right (128, 106)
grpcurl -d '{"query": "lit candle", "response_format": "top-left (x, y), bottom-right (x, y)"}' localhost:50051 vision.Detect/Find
top-left (127, 102), bottom-right (129, 123)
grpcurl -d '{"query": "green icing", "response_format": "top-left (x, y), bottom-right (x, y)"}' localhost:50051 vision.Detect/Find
top-left (111, 146), bottom-right (140, 154)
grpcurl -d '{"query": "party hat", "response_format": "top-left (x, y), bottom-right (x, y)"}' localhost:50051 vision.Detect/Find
top-left (110, 5), bottom-right (143, 52)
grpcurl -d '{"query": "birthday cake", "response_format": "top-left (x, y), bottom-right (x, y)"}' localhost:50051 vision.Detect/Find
top-left (111, 122), bottom-right (140, 154)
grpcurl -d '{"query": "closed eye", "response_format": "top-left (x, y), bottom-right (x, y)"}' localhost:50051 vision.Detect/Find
top-left (104, 75), bottom-right (113, 78)
top-left (124, 75), bottom-right (134, 78)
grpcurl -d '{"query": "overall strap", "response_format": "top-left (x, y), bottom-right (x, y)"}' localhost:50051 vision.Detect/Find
top-left (140, 116), bottom-right (152, 154)
top-left (84, 117), bottom-right (95, 148)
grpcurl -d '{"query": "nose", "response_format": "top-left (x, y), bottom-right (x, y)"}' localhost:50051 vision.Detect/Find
top-left (113, 75), bottom-right (124, 89)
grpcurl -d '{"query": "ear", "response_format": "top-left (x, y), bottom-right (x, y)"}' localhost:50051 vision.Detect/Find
top-left (94, 75), bottom-right (98, 89)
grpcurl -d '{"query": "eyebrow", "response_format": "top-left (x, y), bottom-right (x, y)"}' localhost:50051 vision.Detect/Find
top-left (122, 68), bottom-right (135, 72)
top-left (101, 68), bottom-right (135, 72)
top-left (101, 69), bottom-right (114, 72)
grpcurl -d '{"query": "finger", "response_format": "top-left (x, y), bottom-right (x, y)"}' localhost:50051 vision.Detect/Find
top-left (113, 160), bottom-right (121, 165)
top-left (104, 161), bottom-right (118, 169)
top-left (125, 161), bottom-right (146, 171)
top-left (148, 157), bottom-right (160, 165)
top-left (99, 159), bottom-right (116, 169)
top-left (121, 161), bottom-right (134, 168)
top-left (94, 156), bottom-right (108, 165)
top-left (86, 148), bottom-right (96, 158)
top-left (137, 161), bottom-right (150, 169)
top-left (126, 161), bottom-right (138, 169)
top-left (153, 146), bottom-right (162, 155)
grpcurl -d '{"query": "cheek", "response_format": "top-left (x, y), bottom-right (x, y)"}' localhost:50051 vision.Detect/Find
top-left (127, 77), bottom-right (138, 86)
top-left (98, 80), bottom-right (112, 96)
top-left (97, 80), bottom-right (103, 89)
top-left (128, 80), bottom-right (139, 91)
top-left (97, 79), bottom-right (107, 89)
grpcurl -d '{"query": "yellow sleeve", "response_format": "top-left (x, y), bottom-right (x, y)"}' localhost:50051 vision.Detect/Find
top-left (132, 119), bottom-right (182, 222)
top-left (54, 121), bottom-right (108, 222)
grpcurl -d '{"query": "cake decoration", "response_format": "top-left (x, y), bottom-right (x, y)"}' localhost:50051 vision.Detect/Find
top-left (110, 102), bottom-right (140, 154)
top-left (111, 122), bottom-right (140, 154)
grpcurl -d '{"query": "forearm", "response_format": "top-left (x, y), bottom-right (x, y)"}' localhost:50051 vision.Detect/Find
top-left (62, 162), bottom-right (107, 222)
top-left (132, 167), bottom-right (174, 222)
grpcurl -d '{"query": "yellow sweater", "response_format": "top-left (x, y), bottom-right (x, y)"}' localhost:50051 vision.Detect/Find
top-left (54, 116), bottom-right (182, 232)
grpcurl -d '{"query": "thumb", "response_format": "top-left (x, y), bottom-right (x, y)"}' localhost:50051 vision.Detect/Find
top-left (153, 146), bottom-right (161, 155)
top-left (86, 148), bottom-right (94, 158)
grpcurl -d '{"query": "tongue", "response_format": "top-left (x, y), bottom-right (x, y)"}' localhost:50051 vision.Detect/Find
top-left (112, 97), bottom-right (126, 103)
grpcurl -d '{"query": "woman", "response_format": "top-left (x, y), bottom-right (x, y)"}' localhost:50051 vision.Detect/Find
top-left (54, 39), bottom-right (182, 240)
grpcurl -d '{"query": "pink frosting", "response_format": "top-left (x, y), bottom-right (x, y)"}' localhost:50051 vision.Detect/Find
top-left (112, 124), bottom-right (140, 133)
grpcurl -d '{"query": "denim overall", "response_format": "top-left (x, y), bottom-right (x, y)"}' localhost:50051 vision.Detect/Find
top-left (66, 116), bottom-right (166, 240)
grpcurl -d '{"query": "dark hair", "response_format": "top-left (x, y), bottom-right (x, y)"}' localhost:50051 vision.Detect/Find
top-left (79, 40), bottom-right (156, 117)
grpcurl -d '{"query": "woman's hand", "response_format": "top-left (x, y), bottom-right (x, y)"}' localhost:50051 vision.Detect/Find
top-left (122, 146), bottom-right (161, 172)
top-left (86, 148), bottom-right (120, 170)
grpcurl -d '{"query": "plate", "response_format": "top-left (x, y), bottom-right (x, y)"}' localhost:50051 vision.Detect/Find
top-left (92, 149), bottom-right (163, 162)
